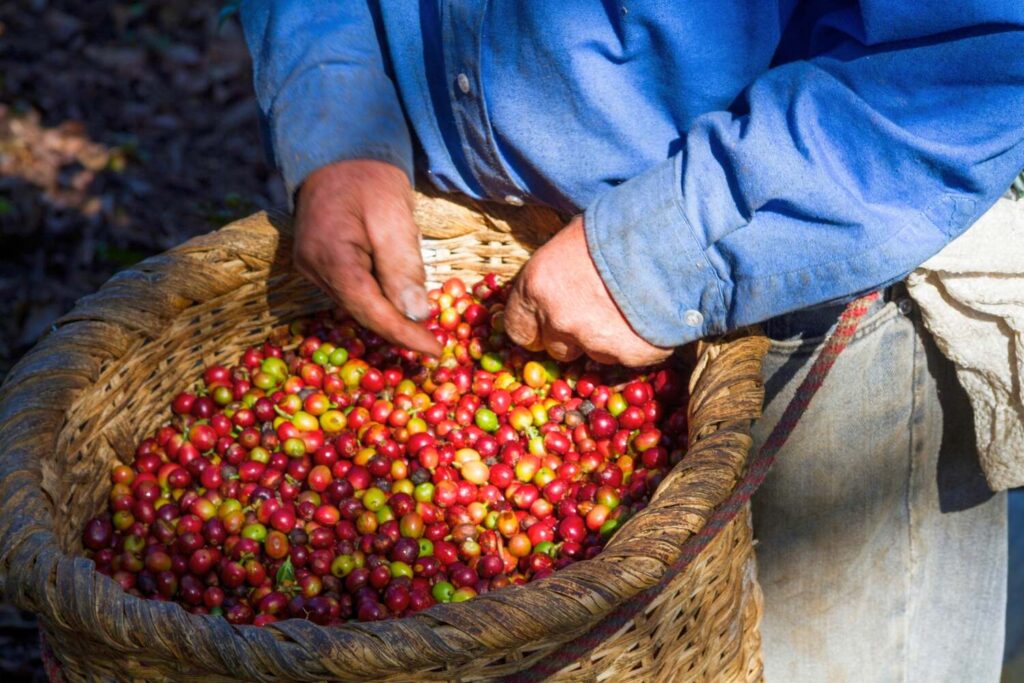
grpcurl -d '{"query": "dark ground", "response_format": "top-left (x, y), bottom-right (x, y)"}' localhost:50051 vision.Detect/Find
top-left (0, 0), bottom-right (281, 379)
top-left (0, 1), bottom-right (278, 679)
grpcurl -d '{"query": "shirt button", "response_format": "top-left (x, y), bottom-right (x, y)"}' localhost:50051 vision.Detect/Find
top-left (684, 310), bottom-right (704, 327)
top-left (504, 194), bottom-right (524, 206)
top-left (456, 73), bottom-right (471, 94)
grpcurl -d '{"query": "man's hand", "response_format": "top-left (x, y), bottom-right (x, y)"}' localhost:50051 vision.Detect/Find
top-left (504, 217), bottom-right (672, 367)
top-left (293, 160), bottom-right (442, 356)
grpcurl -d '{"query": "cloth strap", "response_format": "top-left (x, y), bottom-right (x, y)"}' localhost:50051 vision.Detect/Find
top-left (505, 291), bottom-right (881, 682)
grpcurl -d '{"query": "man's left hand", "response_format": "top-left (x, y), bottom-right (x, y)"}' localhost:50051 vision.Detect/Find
top-left (504, 216), bottom-right (673, 367)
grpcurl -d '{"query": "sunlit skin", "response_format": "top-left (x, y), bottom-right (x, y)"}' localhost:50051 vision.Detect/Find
top-left (294, 160), bottom-right (441, 356)
top-left (503, 217), bottom-right (672, 367)
top-left (296, 160), bottom-right (665, 366)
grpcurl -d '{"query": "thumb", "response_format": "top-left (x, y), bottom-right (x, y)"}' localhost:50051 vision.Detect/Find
top-left (367, 199), bottom-right (432, 324)
top-left (504, 276), bottom-right (543, 352)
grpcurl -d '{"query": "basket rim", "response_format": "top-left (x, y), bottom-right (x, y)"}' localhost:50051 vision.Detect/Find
top-left (0, 201), bottom-right (769, 681)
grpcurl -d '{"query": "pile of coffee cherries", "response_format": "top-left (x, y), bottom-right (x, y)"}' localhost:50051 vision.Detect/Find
top-left (82, 274), bottom-right (689, 625)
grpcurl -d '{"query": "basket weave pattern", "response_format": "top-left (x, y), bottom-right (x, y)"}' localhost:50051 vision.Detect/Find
top-left (0, 190), bottom-right (768, 682)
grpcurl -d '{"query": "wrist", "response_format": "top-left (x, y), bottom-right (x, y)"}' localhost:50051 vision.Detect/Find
top-left (298, 159), bottom-right (412, 211)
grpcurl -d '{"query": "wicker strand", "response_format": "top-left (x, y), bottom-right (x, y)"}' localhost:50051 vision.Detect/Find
top-left (0, 194), bottom-right (769, 682)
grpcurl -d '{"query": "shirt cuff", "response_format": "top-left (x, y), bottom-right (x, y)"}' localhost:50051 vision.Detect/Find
top-left (583, 156), bottom-right (728, 347)
top-left (268, 64), bottom-right (414, 206)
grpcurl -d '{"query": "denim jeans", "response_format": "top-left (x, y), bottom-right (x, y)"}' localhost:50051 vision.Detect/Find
top-left (751, 292), bottom-right (1008, 682)
top-left (1007, 490), bottom-right (1024, 666)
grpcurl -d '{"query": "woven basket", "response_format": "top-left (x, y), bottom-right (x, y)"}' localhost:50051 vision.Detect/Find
top-left (0, 189), bottom-right (769, 682)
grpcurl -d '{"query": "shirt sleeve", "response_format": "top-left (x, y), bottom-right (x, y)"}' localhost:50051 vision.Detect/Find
top-left (584, 10), bottom-right (1024, 348)
top-left (240, 0), bottom-right (413, 203)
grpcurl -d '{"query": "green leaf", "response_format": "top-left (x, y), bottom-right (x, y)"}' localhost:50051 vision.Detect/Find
top-left (93, 241), bottom-right (147, 267)
top-left (275, 557), bottom-right (295, 587)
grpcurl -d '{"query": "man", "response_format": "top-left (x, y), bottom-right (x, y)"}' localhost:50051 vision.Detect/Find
top-left (240, 2), bottom-right (1024, 679)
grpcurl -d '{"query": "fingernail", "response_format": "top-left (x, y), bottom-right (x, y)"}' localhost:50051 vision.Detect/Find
top-left (400, 285), bottom-right (430, 322)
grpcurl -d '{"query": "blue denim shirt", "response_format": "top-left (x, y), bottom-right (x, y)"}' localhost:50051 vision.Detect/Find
top-left (240, 1), bottom-right (1024, 347)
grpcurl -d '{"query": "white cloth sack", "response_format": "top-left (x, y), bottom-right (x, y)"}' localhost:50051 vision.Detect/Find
top-left (906, 197), bottom-right (1024, 491)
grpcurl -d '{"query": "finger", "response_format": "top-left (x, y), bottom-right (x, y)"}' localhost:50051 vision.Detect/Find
top-left (546, 341), bottom-right (583, 362)
top-left (617, 347), bottom-right (674, 368)
top-left (366, 197), bottom-right (431, 322)
top-left (323, 241), bottom-right (443, 356)
top-left (294, 252), bottom-right (338, 309)
top-left (583, 349), bottom-right (620, 365)
top-left (504, 278), bottom-right (543, 351)
top-left (543, 331), bottom-right (583, 362)
top-left (571, 331), bottom-right (627, 365)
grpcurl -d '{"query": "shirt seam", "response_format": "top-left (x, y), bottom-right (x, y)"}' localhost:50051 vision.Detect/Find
top-left (443, 1), bottom-right (520, 200)
top-left (670, 157), bottom-right (730, 329)
top-left (469, 5), bottom-right (524, 197)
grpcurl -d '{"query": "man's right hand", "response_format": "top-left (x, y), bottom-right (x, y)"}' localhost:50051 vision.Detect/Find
top-left (293, 160), bottom-right (442, 356)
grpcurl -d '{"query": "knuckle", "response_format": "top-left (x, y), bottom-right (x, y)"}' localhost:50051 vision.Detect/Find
top-left (505, 324), bottom-right (529, 345)
top-left (506, 322), bottom-right (537, 349)
top-left (518, 270), bottom-right (540, 301)
top-left (503, 295), bottom-right (527, 323)
top-left (545, 342), bottom-right (578, 362)
top-left (506, 316), bottom-right (533, 340)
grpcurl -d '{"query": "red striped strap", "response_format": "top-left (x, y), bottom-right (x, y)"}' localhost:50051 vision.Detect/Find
top-left (40, 631), bottom-right (65, 683)
top-left (505, 292), bottom-right (881, 682)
